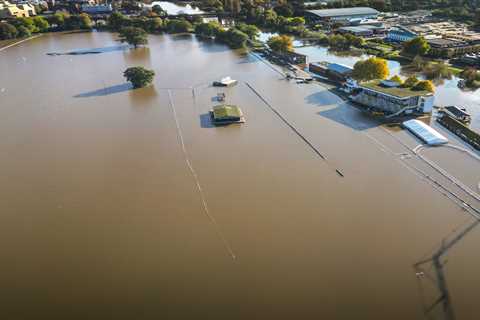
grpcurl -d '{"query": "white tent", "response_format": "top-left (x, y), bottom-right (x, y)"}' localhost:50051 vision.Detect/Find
top-left (403, 119), bottom-right (448, 146)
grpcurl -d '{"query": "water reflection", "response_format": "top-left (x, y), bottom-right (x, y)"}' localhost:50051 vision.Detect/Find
top-left (128, 85), bottom-right (158, 107)
top-left (123, 47), bottom-right (151, 63)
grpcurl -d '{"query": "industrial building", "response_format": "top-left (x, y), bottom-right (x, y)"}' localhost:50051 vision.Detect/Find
top-left (305, 7), bottom-right (379, 24)
top-left (351, 80), bottom-right (434, 116)
top-left (386, 26), bottom-right (417, 42)
top-left (403, 119), bottom-right (448, 145)
top-left (309, 62), bottom-right (353, 82)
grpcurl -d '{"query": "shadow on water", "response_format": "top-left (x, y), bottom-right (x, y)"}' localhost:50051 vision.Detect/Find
top-left (74, 83), bottom-right (132, 98)
top-left (47, 44), bottom-right (130, 56)
top-left (414, 217), bottom-right (480, 320)
top-left (199, 112), bottom-right (215, 128)
top-left (304, 90), bottom-right (344, 107)
top-left (317, 102), bottom-right (379, 131)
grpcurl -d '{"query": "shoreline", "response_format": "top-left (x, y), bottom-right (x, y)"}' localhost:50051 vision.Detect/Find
top-left (0, 34), bottom-right (42, 52)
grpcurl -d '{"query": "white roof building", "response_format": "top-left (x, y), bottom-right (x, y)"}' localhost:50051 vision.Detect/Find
top-left (403, 119), bottom-right (448, 145)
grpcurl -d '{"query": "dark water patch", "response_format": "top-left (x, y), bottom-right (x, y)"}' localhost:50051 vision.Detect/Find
top-left (74, 83), bottom-right (132, 98)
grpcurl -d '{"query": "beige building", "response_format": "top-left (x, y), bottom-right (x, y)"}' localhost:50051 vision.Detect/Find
top-left (0, 1), bottom-right (36, 18)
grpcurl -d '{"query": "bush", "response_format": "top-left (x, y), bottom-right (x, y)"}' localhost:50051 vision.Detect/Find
top-left (402, 75), bottom-right (419, 88)
top-left (412, 80), bottom-right (435, 92)
top-left (0, 22), bottom-right (18, 40)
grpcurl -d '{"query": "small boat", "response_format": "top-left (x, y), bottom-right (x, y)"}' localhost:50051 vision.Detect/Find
top-left (213, 76), bottom-right (238, 87)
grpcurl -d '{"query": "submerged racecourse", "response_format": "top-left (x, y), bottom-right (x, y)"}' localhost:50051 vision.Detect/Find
top-left (1, 32), bottom-right (480, 319)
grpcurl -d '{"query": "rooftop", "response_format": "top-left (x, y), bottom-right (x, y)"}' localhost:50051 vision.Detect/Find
top-left (360, 80), bottom-right (432, 98)
top-left (307, 7), bottom-right (379, 18)
top-left (211, 105), bottom-right (243, 119)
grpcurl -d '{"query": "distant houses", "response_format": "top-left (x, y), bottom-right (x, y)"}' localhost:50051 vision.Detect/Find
top-left (0, 0), bottom-right (35, 18)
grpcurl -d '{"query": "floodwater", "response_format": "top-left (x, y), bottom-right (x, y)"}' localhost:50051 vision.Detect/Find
top-left (1, 32), bottom-right (480, 320)
top-left (296, 45), bottom-right (480, 130)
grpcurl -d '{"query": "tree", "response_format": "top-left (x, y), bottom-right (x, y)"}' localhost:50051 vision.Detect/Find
top-left (118, 27), bottom-right (148, 48)
top-left (402, 75), bottom-right (419, 88)
top-left (411, 55), bottom-right (426, 71)
top-left (352, 57), bottom-right (389, 81)
top-left (403, 37), bottom-right (430, 56)
top-left (124, 67), bottom-right (155, 88)
top-left (216, 28), bottom-right (249, 48)
top-left (32, 16), bottom-right (49, 32)
top-left (166, 19), bottom-right (192, 33)
top-left (195, 22), bottom-right (220, 38)
top-left (235, 23), bottom-right (259, 40)
top-left (0, 22), bottom-right (18, 40)
top-left (108, 12), bottom-right (131, 31)
top-left (78, 13), bottom-right (93, 30)
top-left (413, 80), bottom-right (435, 92)
top-left (267, 35), bottom-right (293, 52)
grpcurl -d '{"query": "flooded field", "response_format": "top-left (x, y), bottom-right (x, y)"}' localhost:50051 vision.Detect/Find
top-left (1, 32), bottom-right (479, 320)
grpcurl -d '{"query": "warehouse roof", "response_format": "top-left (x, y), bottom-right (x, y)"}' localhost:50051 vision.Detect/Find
top-left (307, 7), bottom-right (379, 18)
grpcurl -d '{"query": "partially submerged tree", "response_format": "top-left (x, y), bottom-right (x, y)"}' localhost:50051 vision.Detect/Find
top-left (118, 27), bottom-right (148, 48)
top-left (352, 57), bottom-right (389, 81)
top-left (123, 67), bottom-right (155, 88)
top-left (267, 35), bottom-right (293, 52)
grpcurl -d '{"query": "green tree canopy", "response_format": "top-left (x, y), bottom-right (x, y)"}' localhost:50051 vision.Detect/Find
top-left (195, 22), bottom-right (221, 38)
top-left (166, 19), bottom-right (193, 33)
top-left (124, 67), bottom-right (155, 88)
top-left (0, 22), bottom-right (18, 40)
top-left (118, 27), bottom-right (148, 48)
top-left (403, 37), bottom-right (430, 56)
top-left (235, 23), bottom-right (259, 40)
top-left (108, 12), bottom-right (131, 31)
top-left (267, 35), bottom-right (293, 52)
top-left (216, 28), bottom-right (249, 49)
top-left (352, 57), bottom-right (389, 81)
top-left (32, 16), bottom-right (49, 32)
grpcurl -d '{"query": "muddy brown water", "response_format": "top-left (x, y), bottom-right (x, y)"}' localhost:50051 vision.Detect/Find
top-left (1, 32), bottom-right (480, 320)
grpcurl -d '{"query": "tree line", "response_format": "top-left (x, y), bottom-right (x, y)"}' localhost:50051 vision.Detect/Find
top-left (0, 13), bottom-right (92, 40)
